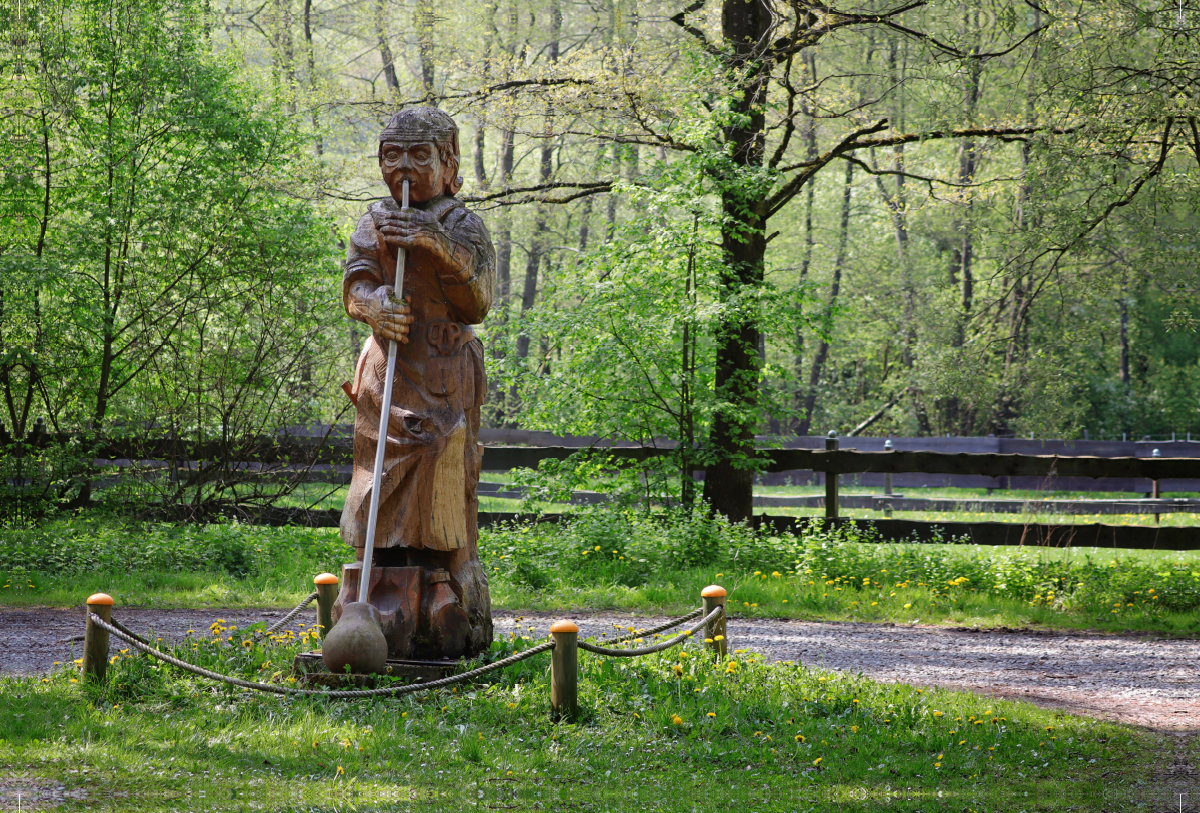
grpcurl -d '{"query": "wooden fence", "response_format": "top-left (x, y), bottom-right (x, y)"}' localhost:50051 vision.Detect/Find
top-left (6, 425), bottom-right (1199, 548)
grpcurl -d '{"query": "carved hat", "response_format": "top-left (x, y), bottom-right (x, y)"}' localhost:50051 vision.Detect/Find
top-left (379, 107), bottom-right (459, 153)
top-left (378, 106), bottom-right (462, 195)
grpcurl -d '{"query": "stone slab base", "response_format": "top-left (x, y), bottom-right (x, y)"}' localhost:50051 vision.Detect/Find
top-left (291, 650), bottom-right (461, 688)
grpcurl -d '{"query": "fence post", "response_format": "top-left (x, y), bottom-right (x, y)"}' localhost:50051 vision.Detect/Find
top-left (883, 439), bottom-right (894, 497)
top-left (314, 573), bottom-right (339, 638)
top-left (83, 593), bottom-right (114, 683)
top-left (550, 621), bottom-right (578, 722)
top-left (701, 585), bottom-right (727, 659)
top-left (1151, 449), bottom-right (1162, 524)
top-left (825, 431), bottom-right (839, 519)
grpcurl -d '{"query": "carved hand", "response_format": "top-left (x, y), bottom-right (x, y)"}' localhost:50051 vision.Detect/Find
top-left (354, 284), bottom-right (413, 344)
top-left (374, 207), bottom-right (454, 263)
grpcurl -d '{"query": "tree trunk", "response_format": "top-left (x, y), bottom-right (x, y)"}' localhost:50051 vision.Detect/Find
top-left (701, 0), bottom-right (772, 524)
top-left (494, 128), bottom-right (514, 300)
top-left (514, 0), bottom-right (559, 360)
top-left (1119, 291), bottom-right (1130, 385)
top-left (792, 50), bottom-right (818, 432)
top-left (415, 0), bottom-right (435, 103)
top-left (796, 160), bottom-right (853, 438)
top-left (303, 0), bottom-right (322, 155)
top-left (374, 0), bottom-right (399, 93)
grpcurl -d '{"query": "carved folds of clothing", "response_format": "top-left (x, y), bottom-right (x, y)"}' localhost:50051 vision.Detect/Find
top-left (338, 194), bottom-right (495, 659)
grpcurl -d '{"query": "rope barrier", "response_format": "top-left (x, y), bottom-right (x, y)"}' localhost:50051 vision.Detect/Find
top-left (577, 606), bottom-right (723, 657)
top-left (604, 606), bottom-right (704, 645)
top-left (109, 617), bottom-right (152, 648)
top-left (91, 612), bottom-right (554, 699)
top-left (265, 592), bottom-right (319, 636)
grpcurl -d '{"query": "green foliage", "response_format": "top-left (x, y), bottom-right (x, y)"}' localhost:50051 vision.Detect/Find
top-left (0, 517), bottom-right (344, 582)
top-left (492, 159), bottom-right (807, 507)
top-left (0, 0), bottom-right (343, 514)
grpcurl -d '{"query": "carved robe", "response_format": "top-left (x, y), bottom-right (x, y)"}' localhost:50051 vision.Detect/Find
top-left (340, 194), bottom-right (495, 554)
top-left (336, 193), bottom-right (496, 659)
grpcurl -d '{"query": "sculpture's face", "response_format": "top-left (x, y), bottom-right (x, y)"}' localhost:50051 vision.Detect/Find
top-left (380, 140), bottom-right (444, 204)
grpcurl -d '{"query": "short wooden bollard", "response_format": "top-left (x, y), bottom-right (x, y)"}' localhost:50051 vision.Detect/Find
top-left (825, 430), bottom-right (839, 519)
top-left (701, 585), bottom-right (727, 659)
top-left (83, 593), bottom-right (114, 683)
top-left (314, 573), bottom-right (339, 638)
top-left (550, 620), bottom-right (578, 722)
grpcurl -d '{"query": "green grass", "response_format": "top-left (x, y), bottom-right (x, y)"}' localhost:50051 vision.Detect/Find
top-left (6, 512), bottom-right (1200, 634)
top-left (0, 622), bottom-right (1161, 811)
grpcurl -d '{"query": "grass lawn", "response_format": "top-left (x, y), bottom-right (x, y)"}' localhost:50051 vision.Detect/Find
top-left (1, 621), bottom-right (1161, 811)
top-left (5, 514), bottom-right (1200, 635)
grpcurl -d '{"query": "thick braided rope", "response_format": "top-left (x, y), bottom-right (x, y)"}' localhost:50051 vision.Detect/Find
top-left (90, 612), bottom-right (553, 699)
top-left (577, 606), bottom-right (723, 657)
top-left (265, 592), bottom-right (319, 635)
top-left (109, 617), bottom-right (152, 648)
top-left (604, 606), bottom-right (704, 645)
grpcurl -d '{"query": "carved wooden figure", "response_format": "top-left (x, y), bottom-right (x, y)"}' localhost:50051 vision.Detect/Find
top-left (333, 107), bottom-right (495, 660)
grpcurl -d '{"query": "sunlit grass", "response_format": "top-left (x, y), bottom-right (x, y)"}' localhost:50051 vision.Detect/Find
top-left (0, 623), bottom-right (1157, 812)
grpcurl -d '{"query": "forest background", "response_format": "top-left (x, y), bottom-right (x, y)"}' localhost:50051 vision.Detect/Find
top-left (2, 0), bottom-right (1199, 520)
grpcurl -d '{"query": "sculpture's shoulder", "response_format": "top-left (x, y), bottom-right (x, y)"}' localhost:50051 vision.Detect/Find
top-left (435, 197), bottom-right (493, 253)
top-left (349, 200), bottom-right (393, 255)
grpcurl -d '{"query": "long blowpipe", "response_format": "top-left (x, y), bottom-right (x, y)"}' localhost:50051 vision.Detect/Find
top-left (359, 179), bottom-right (408, 604)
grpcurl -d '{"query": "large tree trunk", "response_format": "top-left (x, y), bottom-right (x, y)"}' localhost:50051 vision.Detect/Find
top-left (701, 0), bottom-right (772, 524)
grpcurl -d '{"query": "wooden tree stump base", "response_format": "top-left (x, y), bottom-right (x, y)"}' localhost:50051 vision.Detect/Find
top-left (291, 651), bottom-right (462, 688)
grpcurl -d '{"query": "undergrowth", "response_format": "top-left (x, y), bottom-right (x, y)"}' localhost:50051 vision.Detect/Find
top-left (3, 509), bottom-right (1200, 630)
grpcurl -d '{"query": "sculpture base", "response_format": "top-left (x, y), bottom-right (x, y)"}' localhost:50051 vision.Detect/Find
top-left (333, 561), bottom-right (480, 660)
top-left (292, 650), bottom-right (462, 688)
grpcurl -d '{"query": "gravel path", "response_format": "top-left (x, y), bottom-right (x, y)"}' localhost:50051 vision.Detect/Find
top-left (4, 606), bottom-right (1197, 731)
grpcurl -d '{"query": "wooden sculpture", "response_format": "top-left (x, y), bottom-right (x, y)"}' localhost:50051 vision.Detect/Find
top-left (332, 106), bottom-right (495, 661)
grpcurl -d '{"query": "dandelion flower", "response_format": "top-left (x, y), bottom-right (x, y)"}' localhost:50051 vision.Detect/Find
top-left (813, 757), bottom-right (822, 766)
top-left (707, 712), bottom-right (716, 718)
top-left (672, 715), bottom-right (683, 725)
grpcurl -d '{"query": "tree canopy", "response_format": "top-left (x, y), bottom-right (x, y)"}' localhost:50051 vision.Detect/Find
top-left (2, 0), bottom-right (1197, 518)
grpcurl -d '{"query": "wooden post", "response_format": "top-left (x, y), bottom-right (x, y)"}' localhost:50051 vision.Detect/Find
top-left (701, 585), bottom-right (727, 659)
top-left (1152, 449), bottom-right (1161, 524)
top-left (313, 573), bottom-right (339, 638)
top-left (883, 439), bottom-right (894, 496)
top-left (550, 620), bottom-right (578, 722)
top-left (83, 593), bottom-right (114, 683)
top-left (825, 431), bottom-right (839, 519)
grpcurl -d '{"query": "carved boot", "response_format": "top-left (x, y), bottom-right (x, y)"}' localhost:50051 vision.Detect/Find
top-left (420, 568), bottom-right (471, 659)
top-left (332, 563), bottom-right (422, 659)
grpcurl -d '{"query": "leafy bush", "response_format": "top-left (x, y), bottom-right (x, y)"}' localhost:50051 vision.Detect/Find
top-left (0, 518), bottom-right (345, 581)
top-left (480, 507), bottom-right (1200, 619)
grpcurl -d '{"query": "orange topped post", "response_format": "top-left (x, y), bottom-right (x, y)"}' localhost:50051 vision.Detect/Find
top-left (83, 593), bottom-right (115, 683)
top-left (313, 573), bottom-right (339, 639)
top-left (549, 620), bottom-right (579, 722)
top-left (701, 585), bottom-right (727, 659)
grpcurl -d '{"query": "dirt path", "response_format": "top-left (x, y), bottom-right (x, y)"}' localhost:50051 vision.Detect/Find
top-left (5, 606), bottom-right (1198, 731)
